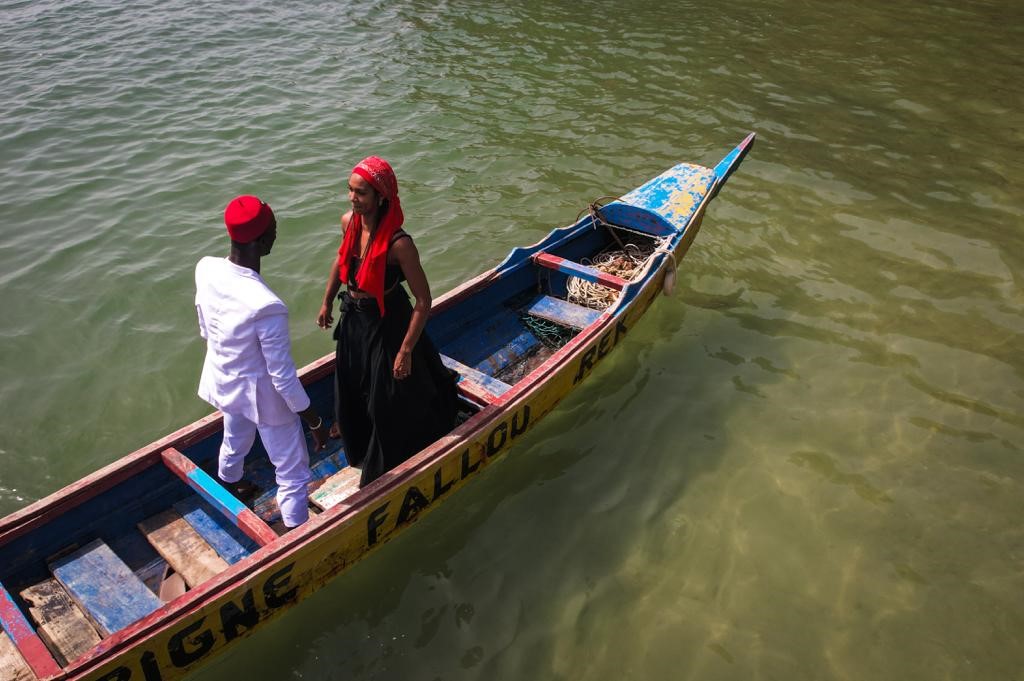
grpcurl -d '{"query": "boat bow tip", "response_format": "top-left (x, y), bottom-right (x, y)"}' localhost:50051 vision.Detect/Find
top-left (710, 132), bottom-right (756, 196)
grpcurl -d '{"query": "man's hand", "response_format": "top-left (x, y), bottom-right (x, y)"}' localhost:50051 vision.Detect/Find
top-left (310, 421), bottom-right (329, 451)
top-left (300, 408), bottom-right (330, 451)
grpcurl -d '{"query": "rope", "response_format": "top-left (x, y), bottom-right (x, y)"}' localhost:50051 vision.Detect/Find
top-left (521, 314), bottom-right (575, 349)
top-left (591, 203), bottom-right (626, 249)
top-left (653, 246), bottom-right (677, 273)
top-left (561, 195), bottom-right (675, 309)
top-left (575, 196), bottom-right (623, 225)
top-left (566, 242), bottom-right (658, 310)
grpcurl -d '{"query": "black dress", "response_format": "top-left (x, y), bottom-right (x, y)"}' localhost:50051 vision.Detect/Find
top-left (333, 232), bottom-right (459, 486)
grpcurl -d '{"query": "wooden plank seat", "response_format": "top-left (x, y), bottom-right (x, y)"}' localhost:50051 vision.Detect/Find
top-left (441, 354), bottom-right (512, 403)
top-left (523, 294), bottom-right (602, 330)
top-left (0, 630), bottom-right (34, 681)
top-left (161, 448), bottom-right (278, 547)
top-left (49, 540), bottom-right (162, 637)
top-left (19, 579), bottom-right (101, 667)
top-left (172, 497), bottom-right (257, 566)
top-left (532, 252), bottom-right (629, 291)
top-left (138, 510), bottom-right (229, 589)
top-left (309, 466), bottom-right (361, 512)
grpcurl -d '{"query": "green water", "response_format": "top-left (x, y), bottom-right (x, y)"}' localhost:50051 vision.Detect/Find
top-left (2, 1), bottom-right (1022, 679)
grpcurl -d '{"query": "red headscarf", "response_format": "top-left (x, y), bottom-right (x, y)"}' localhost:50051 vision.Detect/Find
top-left (337, 156), bottom-right (405, 315)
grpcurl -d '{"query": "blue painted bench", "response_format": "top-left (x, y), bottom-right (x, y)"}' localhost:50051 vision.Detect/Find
top-left (523, 295), bottom-right (602, 330)
top-left (172, 497), bottom-right (257, 566)
top-left (49, 540), bottom-right (162, 637)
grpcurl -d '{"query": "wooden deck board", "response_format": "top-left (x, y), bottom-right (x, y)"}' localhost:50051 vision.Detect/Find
top-left (0, 631), bottom-right (34, 681)
top-left (138, 510), bottom-right (229, 588)
top-left (172, 497), bottom-right (256, 565)
top-left (440, 354), bottom-right (511, 398)
top-left (454, 378), bottom-right (501, 407)
top-left (49, 539), bottom-right (162, 637)
top-left (524, 294), bottom-right (601, 330)
top-left (251, 445), bottom-right (348, 524)
top-left (106, 529), bottom-right (168, 597)
top-left (309, 467), bottom-right (361, 511)
top-left (19, 578), bottom-right (101, 667)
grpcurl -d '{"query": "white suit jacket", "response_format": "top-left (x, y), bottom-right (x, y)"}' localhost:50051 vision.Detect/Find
top-left (195, 257), bottom-right (310, 426)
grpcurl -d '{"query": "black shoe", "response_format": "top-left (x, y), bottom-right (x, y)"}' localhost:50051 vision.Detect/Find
top-left (219, 477), bottom-right (258, 502)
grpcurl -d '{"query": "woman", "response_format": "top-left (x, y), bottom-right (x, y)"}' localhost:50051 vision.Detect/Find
top-left (317, 156), bottom-right (459, 487)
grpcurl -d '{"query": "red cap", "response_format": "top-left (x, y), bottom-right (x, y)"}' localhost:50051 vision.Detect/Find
top-left (224, 195), bottom-right (274, 243)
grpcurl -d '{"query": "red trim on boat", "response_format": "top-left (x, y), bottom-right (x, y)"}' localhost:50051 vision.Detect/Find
top-left (532, 252), bottom-right (628, 291)
top-left (160, 448), bottom-right (278, 547)
top-left (0, 581), bottom-right (63, 678)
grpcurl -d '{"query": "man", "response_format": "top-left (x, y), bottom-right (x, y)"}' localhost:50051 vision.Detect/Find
top-left (195, 195), bottom-right (328, 529)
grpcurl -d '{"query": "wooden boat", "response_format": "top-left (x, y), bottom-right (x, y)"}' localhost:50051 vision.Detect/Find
top-left (0, 134), bottom-right (754, 681)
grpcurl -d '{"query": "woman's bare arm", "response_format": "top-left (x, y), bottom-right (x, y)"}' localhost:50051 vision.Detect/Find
top-left (317, 213), bottom-right (351, 329)
top-left (391, 236), bottom-right (431, 379)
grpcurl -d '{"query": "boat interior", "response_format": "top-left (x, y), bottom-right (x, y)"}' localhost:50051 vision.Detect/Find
top-left (432, 219), bottom-right (664, 393)
top-left (0, 214), bottom-right (667, 675)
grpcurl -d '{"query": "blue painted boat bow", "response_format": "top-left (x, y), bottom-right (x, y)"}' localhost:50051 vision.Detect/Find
top-left (495, 134), bottom-right (756, 276)
top-left (711, 132), bottom-right (756, 198)
top-left (594, 132), bottom-right (756, 237)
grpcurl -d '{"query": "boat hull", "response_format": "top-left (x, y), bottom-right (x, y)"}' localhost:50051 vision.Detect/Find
top-left (0, 134), bottom-right (754, 681)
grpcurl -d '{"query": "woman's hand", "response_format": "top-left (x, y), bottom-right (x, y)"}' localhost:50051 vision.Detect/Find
top-left (393, 349), bottom-right (412, 380)
top-left (317, 303), bottom-right (334, 329)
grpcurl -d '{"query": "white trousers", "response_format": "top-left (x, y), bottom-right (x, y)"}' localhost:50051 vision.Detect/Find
top-left (218, 411), bottom-right (312, 528)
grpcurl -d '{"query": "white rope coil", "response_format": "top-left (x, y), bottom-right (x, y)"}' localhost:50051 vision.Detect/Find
top-left (567, 242), bottom-right (658, 310)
